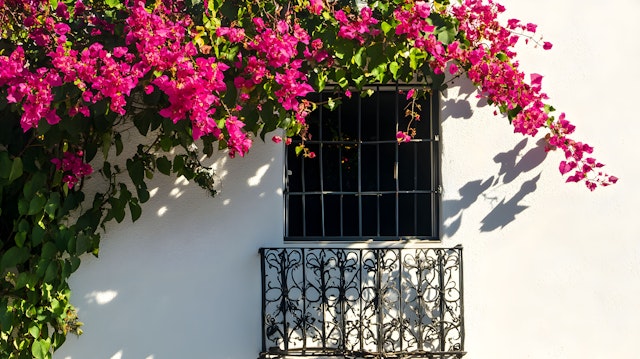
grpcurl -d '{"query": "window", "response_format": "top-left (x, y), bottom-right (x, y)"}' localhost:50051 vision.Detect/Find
top-left (285, 85), bottom-right (440, 241)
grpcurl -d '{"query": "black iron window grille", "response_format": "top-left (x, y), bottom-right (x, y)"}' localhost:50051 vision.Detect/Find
top-left (259, 247), bottom-right (465, 359)
top-left (285, 85), bottom-right (440, 241)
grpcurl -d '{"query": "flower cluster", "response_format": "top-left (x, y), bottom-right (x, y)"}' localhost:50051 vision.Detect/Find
top-left (547, 114), bottom-right (618, 190)
top-left (51, 151), bottom-right (93, 188)
top-left (334, 7), bottom-right (380, 44)
top-left (445, 0), bottom-right (615, 189)
top-left (0, 0), bottom-right (616, 191)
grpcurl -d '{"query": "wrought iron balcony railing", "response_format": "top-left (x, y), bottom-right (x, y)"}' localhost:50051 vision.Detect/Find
top-left (259, 247), bottom-right (465, 359)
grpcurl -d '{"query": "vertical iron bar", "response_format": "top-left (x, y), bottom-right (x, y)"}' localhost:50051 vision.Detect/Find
top-left (338, 102), bottom-right (344, 237)
top-left (458, 247), bottom-right (465, 353)
top-left (357, 94), bottom-right (363, 237)
top-left (376, 249), bottom-right (383, 355)
top-left (394, 85), bottom-right (400, 237)
top-left (319, 94), bottom-right (326, 237)
top-left (417, 249), bottom-right (424, 350)
top-left (414, 137), bottom-right (418, 236)
top-left (358, 249), bottom-right (364, 353)
top-left (321, 249), bottom-right (327, 349)
top-left (302, 248), bottom-right (307, 354)
top-left (340, 251), bottom-right (346, 353)
top-left (438, 249), bottom-right (446, 352)
top-left (280, 249), bottom-right (290, 352)
top-left (398, 248), bottom-right (404, 353)
top-left (376, 87), bottom-right (381, 237)
top-left (260, 248), bottom-right (267, 353)
top-left (431, 92), bottom-right (440, 237)
top-left (301, 159), bottom-right (307, 237)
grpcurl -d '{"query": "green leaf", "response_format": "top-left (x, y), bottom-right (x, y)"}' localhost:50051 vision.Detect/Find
top-left (28, 322), bottom-right (41, 339)
top-left (133, 111), bottom-right (152, 136)
top-left (156, 156), bottom-right (172, 176)
top-left (23, 172), bottom-right (47, 198)
top-left (15, 231), bottom-right (27, 248)
top-left (69, 256), bottom-right (81, 272)
top-left (202, 134), bottom-right (215, 157)
top-left (409, 48), bottom-right (427, 70)
top-left (104, 0), bottom-right (122, 8)
top-left (0, 298), bottom-right (14, 331)
top-left (370, 62), bottom-right (388, 82)
top-left (507, 105), bottom-right (523, 120)
top-left (160, 136), bottom-right (173, 152)
top-left (127, 158), bottom-right (145, 185)
top-left (242, 108), bottom-right (261, 134)
top-left (44, 192), bottom-right (60, 219)
top-left (101, 132), bottom-right (112, 159)
top-left (8, 157), bottom-right (23, 183)
top-left (75, 234), bottom-right (90, 254)
top-left (28, 194), bottom-right (47, 215)
top-left (18, 198), bottom-right (29, 215)
top-left (352, 47), bottom-right (365, 67)
top-left (43, 261), bottom-right (58, 283)
top-left (129, 200), bottom-right (142, 222)
top-left (41, 242), bottom-right (58, 260)
top-left (333, 40), bottom-right (354, 61)
top-left (136, 185), bottom-right (150, 203)
top-left (31, 338), bottom-right (51, 359)
top-left (103, 161), bottom-right (112, 179)
top-left (0, 152), bottom-right (11, 178)
top-left (15, 272), bottom-right (37, 290)
top-left (389, 61), bottom-right (400, 79)
top-left (172, 155), bottom-right (185, 173)
top-left (31, 226), bottom-right (46, 247)
top-left (381, 21), bottom-right (393, 34)
top-left (1, 246), bottom-right (30, 270)
top-left (436, 26), bottom-right (456, 44)
top-left (114, 132), bottom-right (123, 155)
top-left (109, 197), bottom-right (126, 223)
top-left (84, 141), bottom-right (98, 163)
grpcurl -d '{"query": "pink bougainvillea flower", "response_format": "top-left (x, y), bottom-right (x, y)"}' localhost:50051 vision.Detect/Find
top-left (308, 0), bottom-right (323, 15)
top-left (396, 131), bottom-right (412, 143)
top-left (406, 88), bottom-right (415, 100)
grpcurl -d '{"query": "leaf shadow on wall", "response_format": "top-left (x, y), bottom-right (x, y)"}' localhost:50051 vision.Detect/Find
top-left (442, 138), bottom-right (548, 236)
top-left (440, 79), bottom-right (488, 122)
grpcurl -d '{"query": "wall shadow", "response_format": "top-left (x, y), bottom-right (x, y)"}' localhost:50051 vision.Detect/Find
top-left (440, 78), bottom-right (488, 123)
top-left (442, 177), bottom-right (495, 237)
top-left (493, 138), bottom-right (548, 185)
top-left (442, 138), bottom-right (547, 236)
top-left (480, 173), bottom-right (541, 232)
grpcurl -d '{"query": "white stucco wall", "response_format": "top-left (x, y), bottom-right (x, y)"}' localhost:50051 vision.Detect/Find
top-left (55, 1), bottom-right (640, 359)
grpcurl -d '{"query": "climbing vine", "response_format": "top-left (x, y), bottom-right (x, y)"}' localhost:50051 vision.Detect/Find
top-left (0, 0), bottom-right (616, 357)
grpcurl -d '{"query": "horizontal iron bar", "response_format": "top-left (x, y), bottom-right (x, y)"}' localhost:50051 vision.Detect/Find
top-left (260, 348), bottom-right (467, 358)
top-left (283, 235), bottom-right (440, 242)
top-left (289, 139), bottom-right (437, 145)
top-left (285, 190), bottom-right (438, 195)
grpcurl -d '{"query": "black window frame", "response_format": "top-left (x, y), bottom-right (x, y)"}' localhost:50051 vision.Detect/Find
top-left (284, 84), bottom-right (441, 242)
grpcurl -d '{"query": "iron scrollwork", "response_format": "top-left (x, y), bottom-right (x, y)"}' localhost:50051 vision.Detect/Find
top-left (259, 247), bottom-right (465, 358)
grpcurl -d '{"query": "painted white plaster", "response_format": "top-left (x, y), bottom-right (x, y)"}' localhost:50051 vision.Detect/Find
top-left (54, 1), bottom-right (640, 358)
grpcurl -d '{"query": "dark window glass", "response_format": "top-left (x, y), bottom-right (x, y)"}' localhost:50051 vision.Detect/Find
top-left (285, 86), bottom-right (440, 241)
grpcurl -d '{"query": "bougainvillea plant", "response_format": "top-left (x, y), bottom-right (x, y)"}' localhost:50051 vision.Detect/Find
top-left (0, 0), bottom-right (617, 357)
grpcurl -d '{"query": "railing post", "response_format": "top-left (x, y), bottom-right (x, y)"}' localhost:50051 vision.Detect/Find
top-left (259, 248), bottom-right (266, 356)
